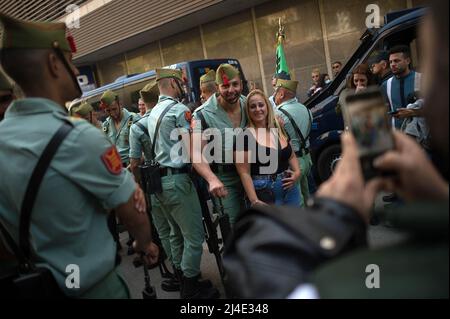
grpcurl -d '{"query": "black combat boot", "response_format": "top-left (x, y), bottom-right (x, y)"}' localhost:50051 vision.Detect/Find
top-left (175, 268), bottom-right (212, 297)
top-left (161, 271), bottom-right (181, 292)
top-left (181, 276), bottom-right (220, 299)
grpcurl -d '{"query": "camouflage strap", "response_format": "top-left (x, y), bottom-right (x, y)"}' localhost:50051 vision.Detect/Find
top-left (20, 121), bottom-right (74, 266)
top-left (278, 107), bottom-right (312, 155)
top-left (135, 122), bottom-right (149, 137)
top-left (150, 101), bottom-right (177, 160)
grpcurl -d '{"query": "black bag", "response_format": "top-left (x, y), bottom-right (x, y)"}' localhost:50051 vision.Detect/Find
top-left (255, 188), bottom-right (275, 205)
top-left (0, 122), bottom-right (73, 299)
top-left (140, 162), bottom-right (163, 195)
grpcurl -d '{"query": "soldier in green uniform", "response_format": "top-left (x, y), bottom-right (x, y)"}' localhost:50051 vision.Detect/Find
top-left (101, 89), bottom-right (140, 167)
top-left (0, 13), bottom-right (158, 298)
top-left (274, 79), bottom-right (313, 207)
top-left (69, 100), bottom-right (101, 128)
top-left (192, 64), bottom-right (247, 225)
top-left (101, 90), bottom-right (140, 253)
top-left (148, 68), bottom-right (219, 299)
top-left (129, 81), bottom-right (159, 173)
top-left (224, 1), bottom-right (448, 298)
top-left (128, 81), bottom-right (181, 292)
top-left (199, 69), bottom-right (216, 104)
top-left (0, 69), bottom-right (14, 121)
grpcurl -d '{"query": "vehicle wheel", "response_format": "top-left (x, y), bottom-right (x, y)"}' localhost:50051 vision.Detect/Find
top-left (317, 144), bottom-right (342, 182)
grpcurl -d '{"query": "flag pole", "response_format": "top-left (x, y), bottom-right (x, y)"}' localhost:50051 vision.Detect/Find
top-left (275, 18), bottom-right (290, 80)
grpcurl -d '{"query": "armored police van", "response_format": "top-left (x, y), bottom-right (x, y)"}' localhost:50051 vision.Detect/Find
top-left (72, 58), bottom-right (249, 112)
top-left (306, 7), bottom-right (425, 183)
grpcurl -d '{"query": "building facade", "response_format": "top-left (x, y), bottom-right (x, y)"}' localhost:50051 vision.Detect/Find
top-left (1, 0), bottom-right (429, 100)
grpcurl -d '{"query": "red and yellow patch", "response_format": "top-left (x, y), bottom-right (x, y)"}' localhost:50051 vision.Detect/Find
top-left (185, 111), bottom-right (192, 123)
top-left (101, 146), bottom-right (122, 175)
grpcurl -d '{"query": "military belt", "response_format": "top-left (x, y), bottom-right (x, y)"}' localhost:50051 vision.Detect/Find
top-left (160, 166), bottom-right (190, 177)
top-left (211, 163), bottom-right (237, 174)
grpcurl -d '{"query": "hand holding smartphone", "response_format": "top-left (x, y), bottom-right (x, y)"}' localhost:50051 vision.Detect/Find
top-left (387, 110), bottom-right (399, 115)
top-left (343, 87), bottom-right (395, 180)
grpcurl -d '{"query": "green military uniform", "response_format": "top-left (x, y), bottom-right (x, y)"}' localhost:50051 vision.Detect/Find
top-left (0, 99), bottom-right (133, 298)
top-left (69, 100), bottom-right (93, 117)
top-left (192, 64), bottom-right (247, 225)
top-left (147, 69), bottom-right (205, 278)
top-left (101, 90), bottom-right (140, 166)
top-left (0, 13), bottom-right (134, 299)
top-left (129, 82), bottom-right (159, 163)
top-left (129, 81), bottom-right (175, 266)
top-left (275, 79), bottom-right (313, 207)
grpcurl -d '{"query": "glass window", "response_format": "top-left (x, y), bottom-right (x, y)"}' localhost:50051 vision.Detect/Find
top-left (126, 42), bottom-right (162, 74)
top-left (203, 10), bottom-right (262, 91)
top-left (161, 28), bottom-right (204, 66)
top-left (97, 54), bottom-right (127, 85)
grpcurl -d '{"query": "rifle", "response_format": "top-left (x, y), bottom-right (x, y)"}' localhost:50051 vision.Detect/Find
top-left (140, 252), bottom-right (157, 299)
top-left (213, 197), bottom-right (232, 247)
top-left (190, 172), bottom-right (230, 290)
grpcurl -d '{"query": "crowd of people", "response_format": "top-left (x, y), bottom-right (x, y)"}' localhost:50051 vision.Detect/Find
top-left (0, 0), bottom-right (448, 300)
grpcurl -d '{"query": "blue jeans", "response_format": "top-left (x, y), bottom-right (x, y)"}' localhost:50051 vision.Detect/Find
top-left (250, 173), bottom-right (301, 207)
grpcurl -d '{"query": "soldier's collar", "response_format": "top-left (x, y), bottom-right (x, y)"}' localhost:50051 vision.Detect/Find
top-left (159, 95), bottom-right (179, 104)
top-left (5, 98), bottom-right (68, 118)
top-left (278, 97), bottom-right (298, 108)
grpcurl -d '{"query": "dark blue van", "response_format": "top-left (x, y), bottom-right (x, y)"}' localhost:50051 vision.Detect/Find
top-left (74, 58), bottom-right (248, 111)
top-left (306, 7), bottom-right (426, 183)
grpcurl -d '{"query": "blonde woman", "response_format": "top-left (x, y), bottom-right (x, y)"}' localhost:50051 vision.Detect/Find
top-left (234, 89), bottom-right (301, 207)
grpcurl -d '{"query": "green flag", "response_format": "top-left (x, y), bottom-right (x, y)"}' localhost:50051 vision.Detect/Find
top-left (275, 20), bottom-right (290, 80)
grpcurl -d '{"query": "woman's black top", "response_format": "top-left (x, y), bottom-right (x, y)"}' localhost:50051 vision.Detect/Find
top-left (234, 129), bottom-right (292, 176)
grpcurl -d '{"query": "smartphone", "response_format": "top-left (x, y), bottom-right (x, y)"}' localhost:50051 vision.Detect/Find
top-left (343, 87), bottom-right (395, 180)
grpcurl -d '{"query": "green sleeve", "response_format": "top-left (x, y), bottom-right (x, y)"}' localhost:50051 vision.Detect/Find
top-left (56, 122), bottom-right (135, 210)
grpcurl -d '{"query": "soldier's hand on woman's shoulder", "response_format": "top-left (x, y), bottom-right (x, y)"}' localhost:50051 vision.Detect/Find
top-left (317, 133), bottom-right (385, 223)
top-left (374, 132), bottom-right (449, 201)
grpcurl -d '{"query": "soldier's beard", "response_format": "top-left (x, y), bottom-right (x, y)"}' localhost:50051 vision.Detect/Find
top-left (220, 92), bottom-right (240, 105)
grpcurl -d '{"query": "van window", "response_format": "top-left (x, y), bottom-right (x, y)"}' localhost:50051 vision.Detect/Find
top-left (363, 25), bottom-right (420, 69)
top-left (122, 80), bottom-right (151, 112)
top-left (191, 63), bottom-right (249, 104)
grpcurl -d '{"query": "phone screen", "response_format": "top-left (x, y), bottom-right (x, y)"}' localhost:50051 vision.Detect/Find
top-left (343, 87), bottom-right (394, 179)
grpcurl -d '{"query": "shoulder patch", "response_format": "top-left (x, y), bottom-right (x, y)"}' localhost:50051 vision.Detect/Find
top-left (101, 146), bottom-right (123, 175)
